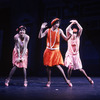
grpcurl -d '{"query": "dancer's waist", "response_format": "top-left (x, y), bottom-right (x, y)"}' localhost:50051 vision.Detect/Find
top-left (67, 50), bottom-right (79, 55)
top-left (46, 47), bottom-right (59, 50)
top-left (46, 44), bottom-right (59, 50)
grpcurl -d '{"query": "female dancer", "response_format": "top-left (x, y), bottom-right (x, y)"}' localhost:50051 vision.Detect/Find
top-left (38, 18), bottom-right (72, 87)
top-left (5, 25), bottom-right (30, 87)
top-left (64, 20), bottom-right (94, 85)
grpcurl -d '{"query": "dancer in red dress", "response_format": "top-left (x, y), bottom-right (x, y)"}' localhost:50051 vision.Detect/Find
top-left (5, 25), bottom-right (30, 87)
top-left (38, 18), bottom-right (72, 87)
top-left (64, 20), bottom-right (94, 85)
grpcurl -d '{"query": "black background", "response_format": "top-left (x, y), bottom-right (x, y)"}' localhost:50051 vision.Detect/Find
top-left (0, 0), bottom-right (100, 77)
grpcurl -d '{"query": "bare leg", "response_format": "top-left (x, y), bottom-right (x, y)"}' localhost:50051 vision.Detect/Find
top-left (56, 65), bottom-right (72, 87)
top-left (23, 68), bottom-right (28, 87)
top-left (67, 65), bottom-right (73, 80)
top-left (46, 66), bottom-right (51, 87)
top-left (79, 68), bottom-right (94, 84)
top-left (5, 66), bottom-right (17, 86)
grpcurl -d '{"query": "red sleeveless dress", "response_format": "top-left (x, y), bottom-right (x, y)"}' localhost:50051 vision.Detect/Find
top-left (43, 28), bottom-right (64, 67)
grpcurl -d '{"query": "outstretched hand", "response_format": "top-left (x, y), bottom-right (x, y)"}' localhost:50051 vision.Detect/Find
top-left (41, 22), bottom-right (48, 29)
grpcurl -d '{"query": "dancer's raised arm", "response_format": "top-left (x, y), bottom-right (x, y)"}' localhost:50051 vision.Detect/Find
top-left (38, 22), bottom-right (48, 39)
top-left (60, 29), bottom-right (72, 41)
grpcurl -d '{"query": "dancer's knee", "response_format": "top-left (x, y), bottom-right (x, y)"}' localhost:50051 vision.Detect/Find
top-left (79, 68), bottom-right (84, 72)
top-left (68, 65), bottom-right (73, 70)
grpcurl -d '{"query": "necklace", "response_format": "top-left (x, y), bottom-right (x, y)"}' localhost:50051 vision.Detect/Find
top-left (49, 28), bottom-right (58, 48)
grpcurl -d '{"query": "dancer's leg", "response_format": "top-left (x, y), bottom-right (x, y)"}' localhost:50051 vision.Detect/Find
top-left (23, 68), bottom-right (28, 87)
top-left (5, 66), bottom-right (17, 86)
top-left (67, 65), bottom-right (73, 80)
top-left (79, 68), bottom-right (94, 84)
top-left (46, 66), bottom-right (51, 87)
top-left (56, 65), bottom-right (72, 87)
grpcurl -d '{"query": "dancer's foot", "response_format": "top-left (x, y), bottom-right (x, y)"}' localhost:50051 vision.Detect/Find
top-left (5, 79), bottom-right (10, 86)
top-left (67, 80), bottom-right (73, 87)
top-left (24, 80), bottom-right (28, 87)
top-left (46, 81), bottom-right (51, 87)
top-left (88, 77), bottom-right (94, 84)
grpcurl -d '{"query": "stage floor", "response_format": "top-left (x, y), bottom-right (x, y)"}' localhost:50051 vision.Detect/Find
top-left (0, 77), bottom-right (100, 100)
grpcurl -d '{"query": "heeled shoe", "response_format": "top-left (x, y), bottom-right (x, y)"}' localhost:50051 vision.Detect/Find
top-left (24, 80), bottom-right (28, 87)
top-left (5, 79), bottom-right (10, 86)
top-left (67, 80), bottom-right (73, 87)
top-left (88, 77), bottom-right (94, 84)
top-left (46, 81), bottom-right (51, 87)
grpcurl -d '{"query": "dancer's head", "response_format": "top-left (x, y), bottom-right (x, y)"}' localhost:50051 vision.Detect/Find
top-left (73, 28), bottom-right (78, 34)
top-left (51, 18), bottom-right (60, 28)
top-left (16, 25), bottom-right (26, 35)
top-left (71, 24), bottom-right (79, 35)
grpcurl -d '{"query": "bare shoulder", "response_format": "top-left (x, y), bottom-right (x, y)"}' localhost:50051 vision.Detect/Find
top-left (25, 34), bottom-right (30, 41)
top-left (45, 28), bottom-right (49, 33)
top-left (14, 34), bottom-right (19, 40)
top-left (77, 31), bottom-right (82, 37)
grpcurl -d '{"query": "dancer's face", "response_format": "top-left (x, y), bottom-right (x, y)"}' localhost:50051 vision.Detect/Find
top-left (73, 28), bottom-right (78, 34)
top-left (19, 29), bottom-right (26, 36)
top-left (53, 21), bottom-right (60, 29)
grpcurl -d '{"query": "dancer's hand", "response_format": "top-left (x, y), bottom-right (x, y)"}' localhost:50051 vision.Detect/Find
top-left (70, 20), bottom-right (78, 24)
top-left (41, 22), bottom-right (48, 29)
top-left (20, 57), bottom-right (25, 62)
top-left (16, 57), bottom-right (21, 62)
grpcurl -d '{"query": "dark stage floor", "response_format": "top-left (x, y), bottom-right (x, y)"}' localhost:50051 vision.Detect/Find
top-left (0, 77), bottom-right (100, 100)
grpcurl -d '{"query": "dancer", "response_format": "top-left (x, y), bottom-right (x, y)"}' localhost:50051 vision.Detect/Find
top-left (64, 20), bottom-right (94, 84)
top-left (38, 18), bottom-right (72, 87)
top-left (5, 25), bottom-right (30, 87)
